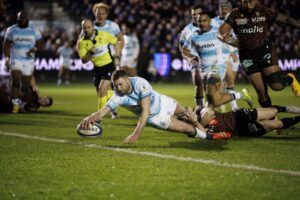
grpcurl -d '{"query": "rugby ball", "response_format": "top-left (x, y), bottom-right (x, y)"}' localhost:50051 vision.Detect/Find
top-left (77, 123), bottom-right (102, 138)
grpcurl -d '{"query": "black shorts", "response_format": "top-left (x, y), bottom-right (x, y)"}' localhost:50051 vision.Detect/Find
top-left (239, 43), bottom-right (278, 75)
top-left (93, 62), bottom-right (115, 87)
top-left (234, 108), bottom-right (265, 137)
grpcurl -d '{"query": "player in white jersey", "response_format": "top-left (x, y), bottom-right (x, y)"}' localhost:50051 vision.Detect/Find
top-left (79, 70), bottom-right (224, 144)
top-left (120, 22), bottom-right (140, 76)
top-left (182, 12), bottom-right (252, 108)
top-left (57, 41), bottom-right (74, 86)
top-left (211, 1), bottom-right (240, 111)
top-left (3, 11), bottom-right (43, 113)
top-left (179, 5), bottom-right (205, 107)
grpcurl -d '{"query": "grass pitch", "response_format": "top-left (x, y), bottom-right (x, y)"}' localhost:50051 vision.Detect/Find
top-left (0, 83), bottom-right (300, 199)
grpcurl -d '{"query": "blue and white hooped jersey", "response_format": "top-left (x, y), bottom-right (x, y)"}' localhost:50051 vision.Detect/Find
top-left (4, 24), bottom-right (42, 61)
top-left (106, 77), bottom-right (161, 117)
top-left (183, 26), bottom-right (227, 70)
top-left (211, 16), bottom-right (238, 56)
top-left (94, 20), bottom-right (121, 37)
top-left (179, 22), bottom-right (199, 56)
top-left (122, 34), bottom-right (139, 59)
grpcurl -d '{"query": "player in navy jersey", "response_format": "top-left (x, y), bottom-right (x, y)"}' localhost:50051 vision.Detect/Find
top-left (219, 0), bottom-right (300, 109)
top-left (186, 104), bottom-right (300, 139)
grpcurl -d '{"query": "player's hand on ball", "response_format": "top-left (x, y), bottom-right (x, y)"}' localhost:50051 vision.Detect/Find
top-left (123, 134), bottom-right (139, 144)
top-left (80, 116), bottom-right (96, 130)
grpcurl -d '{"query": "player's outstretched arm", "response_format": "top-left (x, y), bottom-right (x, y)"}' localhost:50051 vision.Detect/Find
top-left (276, 13), bottom-right (300, 29)
top-left (80, 107), bottom-right (110, 130)
top-left (123, 96), bottom-right (151, 144)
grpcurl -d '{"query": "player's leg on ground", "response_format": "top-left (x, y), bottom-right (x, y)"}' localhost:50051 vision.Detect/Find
top-left (247, 72), bottom-right (272, 107)
top-left (257, 120), bottom-right (282, 133)
top-left (256, 107), bottom-right (278, 120)
top-left (167, 117), bottom-right (207, 139)
top-left (192, 70), bottom-right (204, 106)
top-left (258, 116), bottom-right (300, 132)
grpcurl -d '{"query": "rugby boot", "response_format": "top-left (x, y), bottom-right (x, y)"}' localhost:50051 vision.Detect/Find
top-left (287, 73), bottom-right (300, 97)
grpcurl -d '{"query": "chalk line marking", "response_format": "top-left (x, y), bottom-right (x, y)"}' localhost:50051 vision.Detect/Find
top-left (1, 131), bottom-right (300, 177)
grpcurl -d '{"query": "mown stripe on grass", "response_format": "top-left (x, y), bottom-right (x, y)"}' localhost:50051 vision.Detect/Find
top-left (1, 131), bottom-right (300, 177)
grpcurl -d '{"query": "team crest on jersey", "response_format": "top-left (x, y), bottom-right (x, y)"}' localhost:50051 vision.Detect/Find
top-left (235, 18), bottom-right (248, 25)
top-left (241, 59), bottom-right (253, 68)
top-left (140, 83), bottom-right (147, 92)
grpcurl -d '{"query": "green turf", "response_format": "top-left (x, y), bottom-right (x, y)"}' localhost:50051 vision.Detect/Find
top-left (0, 83), bottom-right (300, 199)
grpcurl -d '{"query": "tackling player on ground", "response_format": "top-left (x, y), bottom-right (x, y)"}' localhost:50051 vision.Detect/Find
top-left (186, 104), bottom-right (300, 139)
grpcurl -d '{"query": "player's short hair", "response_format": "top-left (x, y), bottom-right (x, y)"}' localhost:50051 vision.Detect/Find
top-left (200, 10), bottom-right (213, 19)
top-left (93, 3), bottom-right (110, 14)
top-left (191, 5), bottom-right (202, 11)
top-left (219, 0), bottom-right (232, 9)
top-left (112, 70), bottom-right (128, 82)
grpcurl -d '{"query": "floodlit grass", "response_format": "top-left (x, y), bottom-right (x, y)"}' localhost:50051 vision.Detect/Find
top-left (1, 83), bottom-right (300, 199)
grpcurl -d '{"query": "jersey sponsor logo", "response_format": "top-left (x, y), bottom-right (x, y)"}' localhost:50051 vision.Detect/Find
top-left (14, 36), bottom-right (34, 43)
top-left (197, 43), bottom-right (215, 50)
top-left (239, 26), bottom-right (263, 34)
top-left (241, 59), bottom-right (253, 68)
top-left (235, 18), bottom-right (248, 25)
top-left (252, 16), bottom-right (266, 22)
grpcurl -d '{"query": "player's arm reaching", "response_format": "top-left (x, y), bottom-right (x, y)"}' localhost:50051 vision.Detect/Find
top-left (80, 107), bottom-right (111, 130)
top-left (275, 13), bottom-right (300, 28)
top-left (123, 95), bottom-right (151, 144)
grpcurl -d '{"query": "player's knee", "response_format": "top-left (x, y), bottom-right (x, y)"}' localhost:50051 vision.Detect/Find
top-left (269, 83), bottom-right (284, 91)
top-left (266, 72), bottom-right (285, 91)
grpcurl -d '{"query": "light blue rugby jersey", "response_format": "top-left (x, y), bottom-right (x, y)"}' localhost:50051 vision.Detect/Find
top-left (179, 22), bottom-right (199, 56)
top-left (183, 26), bottom-right (227, 69)
top-left (211, 16), bottom-right (238, 55)
top-left (4, 24), bottom-right (42, 61)
top-left (106, 77), bottom-right (161, 117)
top-left (94, 20), bottom-right (120, 36)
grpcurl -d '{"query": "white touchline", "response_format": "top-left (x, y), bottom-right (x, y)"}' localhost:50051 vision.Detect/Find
top-left (1, 131), bottom-right (300, 177)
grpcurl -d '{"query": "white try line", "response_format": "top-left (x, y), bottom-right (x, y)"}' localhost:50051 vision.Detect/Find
top-left (1, 131), bottom-right (300, 177)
